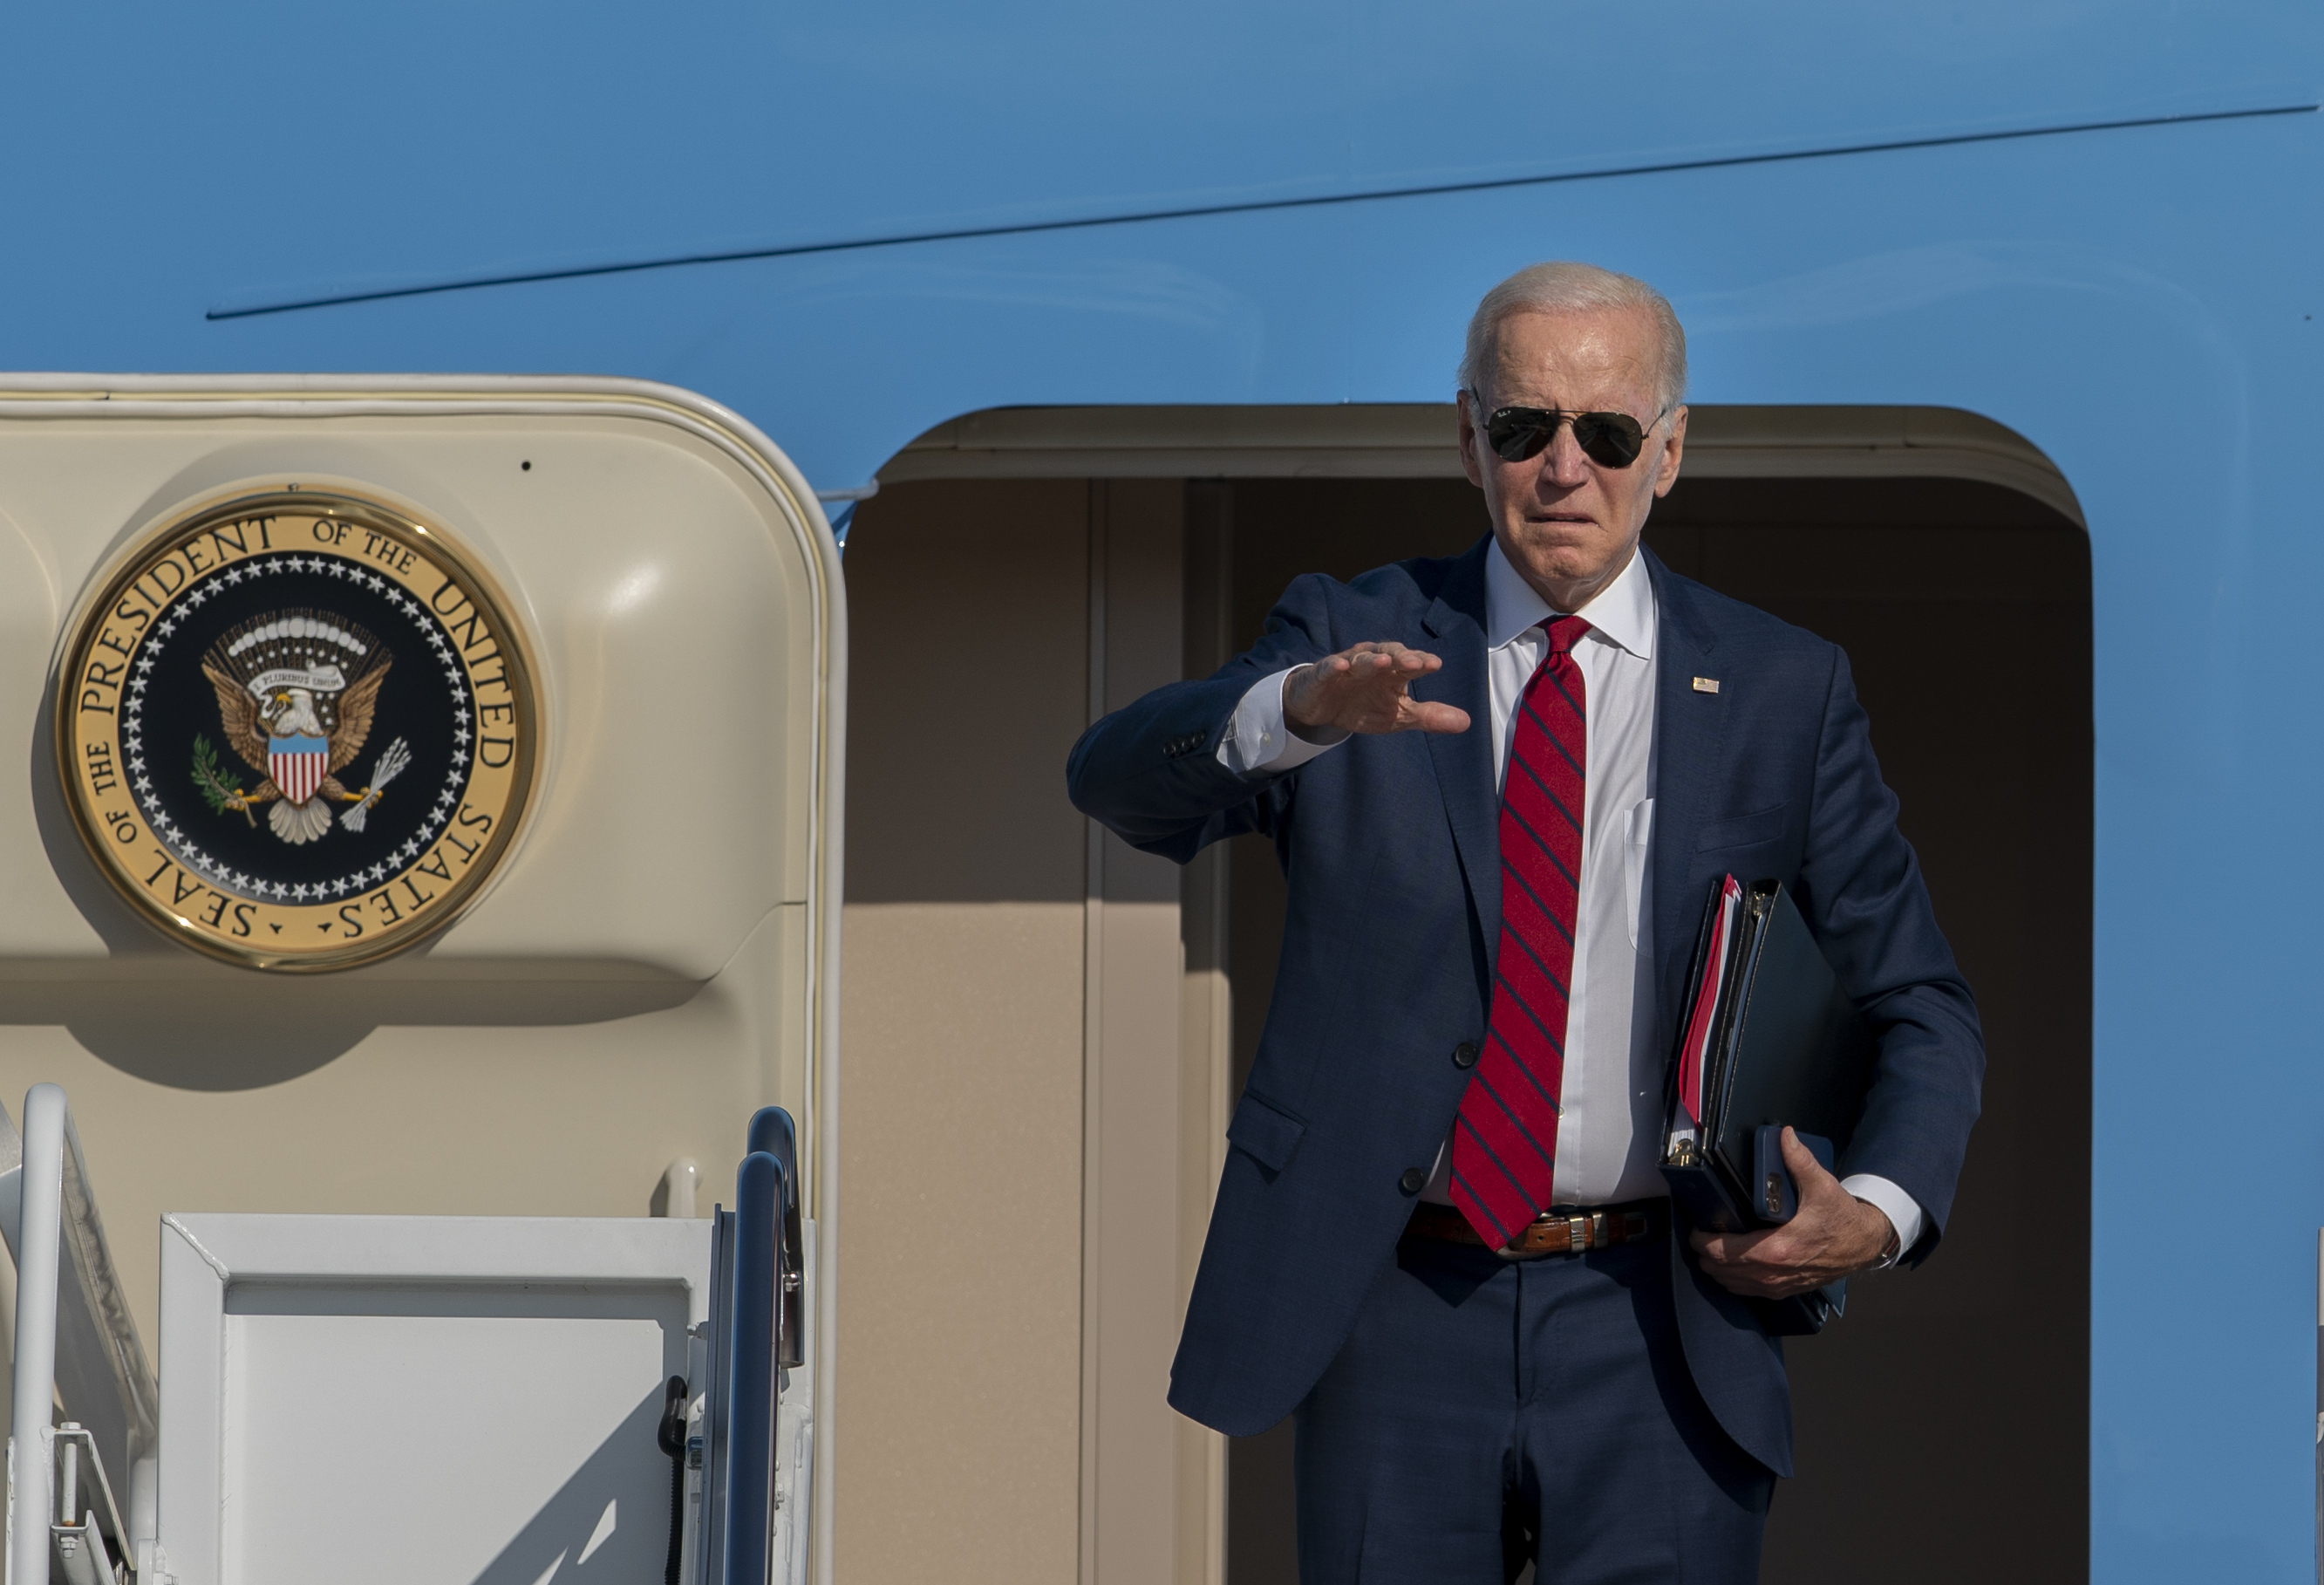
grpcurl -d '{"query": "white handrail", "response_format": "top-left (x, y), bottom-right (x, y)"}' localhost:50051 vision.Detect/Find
top-left (6, 1085), bottom-right (159, 1585)
top-left (14, 1084), bottom-right (67, 1585)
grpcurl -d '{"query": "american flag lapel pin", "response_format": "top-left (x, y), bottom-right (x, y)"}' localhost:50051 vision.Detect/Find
top-left (1692, 677), bottom-right (1720, 694)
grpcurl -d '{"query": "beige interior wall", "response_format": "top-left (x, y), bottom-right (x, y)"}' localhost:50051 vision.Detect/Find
top-left (1083, 481), bottom-right (1193, 1585)
top-left (837, 481), bottom-right (1089, 1585)
top-left (838, 902), bottom-right (1086, 1579)
top-left (835, 479), bottom-right (1225, 1585)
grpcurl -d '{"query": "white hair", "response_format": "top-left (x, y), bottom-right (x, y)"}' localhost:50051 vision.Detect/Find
top-left (1456, 261), bottom-right (1688, 415)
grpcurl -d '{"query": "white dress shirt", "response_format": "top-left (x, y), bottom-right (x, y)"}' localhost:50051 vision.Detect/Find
top-left (1220, 540), bottom-right (1922, 1253)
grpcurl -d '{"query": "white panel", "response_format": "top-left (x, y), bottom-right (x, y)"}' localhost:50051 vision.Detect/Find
top-left (222, 1293), bottom-right (685, 1585)
top-left (157, 1213), bottom-right (712, 1585)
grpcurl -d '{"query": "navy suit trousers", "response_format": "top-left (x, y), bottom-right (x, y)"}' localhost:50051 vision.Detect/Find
top-left (1294, 1228), bottom-right (1772, 1584)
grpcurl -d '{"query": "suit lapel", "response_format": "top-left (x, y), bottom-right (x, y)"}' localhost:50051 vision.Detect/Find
top-left (1421, 541), bottom-right (1500, 953)
top-left (1646, 550), bottom-right (1728, 1047)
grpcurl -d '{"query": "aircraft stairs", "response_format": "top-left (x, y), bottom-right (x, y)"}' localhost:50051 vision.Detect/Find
top-left (0, 1084), bottom-right (810, 1585)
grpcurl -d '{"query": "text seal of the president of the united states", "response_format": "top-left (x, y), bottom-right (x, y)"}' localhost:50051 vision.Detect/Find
top-left (58, 489), bottom-right (540, 970)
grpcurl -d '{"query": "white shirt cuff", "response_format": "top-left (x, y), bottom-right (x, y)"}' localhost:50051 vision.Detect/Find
top-left (1840, 1173), bottom-right (1924, 1267)
top-left (1217, 666), bottom-right (1349, 775)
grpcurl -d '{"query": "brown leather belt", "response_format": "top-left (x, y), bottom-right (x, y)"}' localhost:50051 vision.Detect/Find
top-left (1406, 1199), bottom-right (1663, 1260)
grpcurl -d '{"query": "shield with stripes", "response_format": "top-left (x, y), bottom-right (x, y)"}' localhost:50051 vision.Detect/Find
top-left (268, 734), bottom-right (329, 804)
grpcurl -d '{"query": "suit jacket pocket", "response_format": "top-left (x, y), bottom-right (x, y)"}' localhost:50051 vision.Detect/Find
top-left (1227, 1090), bottom-right (1308, 1176)
top-left (1694, 801), bottom-right (1791, 854)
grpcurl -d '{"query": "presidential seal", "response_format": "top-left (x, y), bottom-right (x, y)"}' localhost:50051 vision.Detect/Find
top-left (58, 489), bottom-right (539, 970)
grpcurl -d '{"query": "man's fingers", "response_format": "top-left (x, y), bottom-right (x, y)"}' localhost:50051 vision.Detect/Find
top-left (1721, 1270), bottom-right (1818, 1299)
top-left (1283, 641), bottom-right (1459, 734)
top-left (1689, 1224), bottom-right (1831, 1297)
top-left (1339, 646), bottom-right (1439, 682)
top-left (1324, 641), bottom-right (1441, 669)
top-left (1780, 1126), bottom-right (1837, 1193)
top-left (1691, 1229), bottom-right (1816, 1296)
top-left (1403, 701), bottom-right (1472, 734)
top-left (1690, 1226), bottom-right (1777, 1266)
top-left (1287, 643), bottom-right (1457, 736)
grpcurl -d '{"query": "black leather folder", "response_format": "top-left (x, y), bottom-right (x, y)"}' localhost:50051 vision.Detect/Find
top-left (1659, 876), bottom-right (1876, 1335)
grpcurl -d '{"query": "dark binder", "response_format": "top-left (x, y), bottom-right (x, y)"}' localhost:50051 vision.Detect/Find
top-left (1659, 875), bottom-right (1876, 1335)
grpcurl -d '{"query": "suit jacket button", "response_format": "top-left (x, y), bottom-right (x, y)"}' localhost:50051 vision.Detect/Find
top-left (1452, 1041), bottom-right (1480, 1069)
top-left (1398, 1168), bottom-right (1428, 1194)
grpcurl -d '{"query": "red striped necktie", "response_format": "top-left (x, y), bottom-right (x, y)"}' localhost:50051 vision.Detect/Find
top-left (1450, 615), bottom-right (1589, 1249)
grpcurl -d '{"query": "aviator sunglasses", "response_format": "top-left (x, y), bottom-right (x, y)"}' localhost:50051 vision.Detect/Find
top-left (1475, 400), bottom-right (1667, 469)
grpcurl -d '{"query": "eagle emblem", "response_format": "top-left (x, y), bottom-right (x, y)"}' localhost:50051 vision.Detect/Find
top-left (193, 610), bottom-right (406, 844)
top-left (61, 488), bottom-right (539, 971)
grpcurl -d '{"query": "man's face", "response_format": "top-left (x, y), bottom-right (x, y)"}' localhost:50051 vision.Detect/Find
top-left (1456, 306), bottom-right (1687, 609)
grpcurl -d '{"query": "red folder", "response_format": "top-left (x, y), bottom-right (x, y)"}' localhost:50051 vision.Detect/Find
top-left (1673, 874), bottom-right (1742, 1137)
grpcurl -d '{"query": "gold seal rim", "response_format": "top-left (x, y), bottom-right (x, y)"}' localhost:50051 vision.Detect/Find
top-left (55, 488), bottom-right (542, 973)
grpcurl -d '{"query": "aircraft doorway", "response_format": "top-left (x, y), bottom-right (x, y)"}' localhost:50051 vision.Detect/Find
top-left (836, 407), bottom-right (2090, 1585)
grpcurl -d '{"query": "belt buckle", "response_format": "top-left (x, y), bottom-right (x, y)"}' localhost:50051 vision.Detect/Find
top-left (1498, 1207), bottom-right (1639, 1261)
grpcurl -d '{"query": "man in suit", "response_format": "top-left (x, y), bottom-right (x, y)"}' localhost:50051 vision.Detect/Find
top-left (1066, 262), bottom-right (1982, 1582)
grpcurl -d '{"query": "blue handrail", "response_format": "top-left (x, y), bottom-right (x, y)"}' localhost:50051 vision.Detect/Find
top-left (745, 1108), bottom-right (804, 1369)
top-left (745, 1106), bottom-right (793, 1177)
top-left (721, 1149), bottom-right (787, 1585)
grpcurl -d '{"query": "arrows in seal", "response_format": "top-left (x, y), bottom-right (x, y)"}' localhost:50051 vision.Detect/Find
top-left (341, 737), bottom-right (412, 834)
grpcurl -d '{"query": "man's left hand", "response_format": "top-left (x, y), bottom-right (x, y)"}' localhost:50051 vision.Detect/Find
top-left (1687, 1127), bottom-right (1898, 1298)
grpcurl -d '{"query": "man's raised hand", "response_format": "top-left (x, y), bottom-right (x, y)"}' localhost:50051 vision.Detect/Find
top-left (1283, 643), bottom-right (1472, 737)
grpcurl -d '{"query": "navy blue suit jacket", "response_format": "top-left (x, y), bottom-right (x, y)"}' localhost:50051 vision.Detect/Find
top-left (1065, 538), bottom-right (1983, 1476)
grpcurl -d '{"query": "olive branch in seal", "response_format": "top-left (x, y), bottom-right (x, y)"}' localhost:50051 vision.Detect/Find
top-left (191, 734), bottom-right (254, 827)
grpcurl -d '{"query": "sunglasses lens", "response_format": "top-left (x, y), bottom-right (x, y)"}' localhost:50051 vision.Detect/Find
top-left (1485, 407), bottom-right (1651, 467)
top-left (1485, 410), bottom-right (1554, 462)
top-left (1572, 413), bottom-right (1646, 468)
